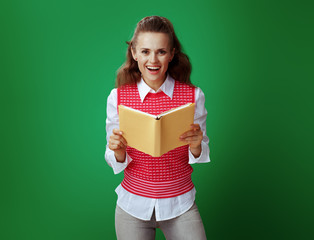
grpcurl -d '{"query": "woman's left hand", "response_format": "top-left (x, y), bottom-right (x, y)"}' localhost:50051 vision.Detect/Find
top-left (180, 124), bottom-right (203, 158)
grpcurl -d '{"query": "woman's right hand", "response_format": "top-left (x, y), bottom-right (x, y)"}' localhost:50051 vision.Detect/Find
top-left (108, 129), bottom-right (128, 162)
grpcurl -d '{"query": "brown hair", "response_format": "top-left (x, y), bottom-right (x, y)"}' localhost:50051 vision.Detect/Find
top-left (115, 16), bottom-right (193, 87)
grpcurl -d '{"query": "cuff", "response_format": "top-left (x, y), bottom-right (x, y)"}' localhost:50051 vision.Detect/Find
top-left (107, 151), bottom-right (132, 174)
top-left (188, 141), bottom-right (210, 164)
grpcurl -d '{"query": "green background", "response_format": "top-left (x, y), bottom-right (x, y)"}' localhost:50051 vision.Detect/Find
top-left (2, 0), bottom-right (313, 239)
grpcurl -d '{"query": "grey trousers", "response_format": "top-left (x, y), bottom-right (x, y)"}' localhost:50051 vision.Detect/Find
top-left (115, 202), bottom-right (207, 240)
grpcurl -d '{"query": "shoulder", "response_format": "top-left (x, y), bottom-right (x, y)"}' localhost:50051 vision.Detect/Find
top-left (194, 87), bottom-right (206, 107)
top-left (195, 87), bottom-right (205, 99)
top-left (107, 88), bottom-right (118, 107)
top-left (107, 88), bottom-right (117, 99)
top-left (174, 80), bottom-right (196, 92)
top-left (118, 83), bottom-right (137, 90)
top-left (194, 86), bottom-right (207, 119)
top-left (172, 79), bottom-right (206, 96)
top-left (106, 89), bottom-right (119, 118)
top-left (117, 84), bottom-right (138, 96)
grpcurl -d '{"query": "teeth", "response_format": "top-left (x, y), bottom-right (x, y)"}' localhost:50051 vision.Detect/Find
top-left (147, 66), bottom-right (160, 70)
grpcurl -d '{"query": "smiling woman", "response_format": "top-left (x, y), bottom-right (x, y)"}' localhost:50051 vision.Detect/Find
top-left (130, 32), bottom-right (174, 91)
top-left (105, 16), bottom-right (210, 240)
top-left (116, 16), bottom-right (192, 88)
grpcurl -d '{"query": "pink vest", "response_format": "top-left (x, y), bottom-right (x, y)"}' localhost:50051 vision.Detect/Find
top-left (117, 81), bottom-right (195, 198)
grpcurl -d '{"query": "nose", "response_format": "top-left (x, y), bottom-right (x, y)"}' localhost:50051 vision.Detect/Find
top-left (149, 52), bottom-right (158, 63)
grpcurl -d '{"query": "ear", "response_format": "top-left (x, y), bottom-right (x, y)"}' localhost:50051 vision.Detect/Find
top-left (131, 47), bottom-right (137, 61)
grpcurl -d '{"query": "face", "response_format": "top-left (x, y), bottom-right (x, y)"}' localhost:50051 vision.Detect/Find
top-left (131, 32), bottom-right (175, 91)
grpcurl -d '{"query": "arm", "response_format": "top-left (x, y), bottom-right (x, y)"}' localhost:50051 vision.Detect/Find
top-left (105, 89), bottom-right (133, 174)
top-left (180, 87), bottom-right (210, 164)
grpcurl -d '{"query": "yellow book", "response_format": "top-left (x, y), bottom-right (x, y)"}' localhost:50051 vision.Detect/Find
top-left (118, 103), bottom-right (195, 157)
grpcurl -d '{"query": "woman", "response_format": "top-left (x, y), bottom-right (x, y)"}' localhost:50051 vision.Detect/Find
top-left (105, 16), bottom-right (210, 240)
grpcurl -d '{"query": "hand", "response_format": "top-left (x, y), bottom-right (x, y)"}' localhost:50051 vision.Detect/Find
top-left (180, 124), bottom-right (203, 158)
top-left (108, 129), bottom-right (127, 162)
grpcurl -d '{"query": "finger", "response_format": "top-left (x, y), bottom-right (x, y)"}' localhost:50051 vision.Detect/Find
top-left (109, 144), bottom-right (119, 150)
top-left (111, 129), bottom-right (127, 146)
top-left (110, 139), bottom-right (127, 149)
top-left (109, 140), bottom-right (119, 149)
top-left (181, 131), bottom-right (203, 142)
top-left (112, 128), bottom-right (123, 135)
top-left (110, 134), bottom-right (128, 146)
top-left (190, 124), bottom-right (201, 131)
top-left (119, 137), bottom-right (127, 146)
top-left (109, 143), bottom-right (120, 150)
top-left (186, 136), bottom-right (203, 142)
top-left (180, 130), bottom-right (200, 139)
top-left (109, 142), bottom-right (125, 151)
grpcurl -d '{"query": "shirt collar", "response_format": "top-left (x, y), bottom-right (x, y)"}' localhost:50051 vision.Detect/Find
top-left (137, 73), bottom-right (175, 102)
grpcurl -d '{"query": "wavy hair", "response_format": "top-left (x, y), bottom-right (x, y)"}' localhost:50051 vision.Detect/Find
top-left (115, 16), bottom-right (193, 87)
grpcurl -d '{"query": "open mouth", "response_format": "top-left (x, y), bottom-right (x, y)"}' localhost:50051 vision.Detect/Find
top-left (146, 66), bottom-right (160, 71)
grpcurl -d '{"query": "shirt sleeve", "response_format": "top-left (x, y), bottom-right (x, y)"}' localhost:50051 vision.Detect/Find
top-left (188, 87), bottom-right (211, 164)
top-left (105, 88), bottom-right (133, 174)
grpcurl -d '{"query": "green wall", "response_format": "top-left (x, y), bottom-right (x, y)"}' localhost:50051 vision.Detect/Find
top-left (2, 0), bottom-right (313, 239)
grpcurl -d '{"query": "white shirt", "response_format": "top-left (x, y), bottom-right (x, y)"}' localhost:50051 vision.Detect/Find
top-left (105, 74), bottom-right (210, 221)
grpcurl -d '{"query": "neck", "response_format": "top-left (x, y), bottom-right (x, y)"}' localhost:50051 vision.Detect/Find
top-left (143, 74), bottom-right (167, 92)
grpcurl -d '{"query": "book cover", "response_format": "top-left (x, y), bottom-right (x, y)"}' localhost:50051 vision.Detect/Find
top-left (118, 103), bottom-right (195, 157)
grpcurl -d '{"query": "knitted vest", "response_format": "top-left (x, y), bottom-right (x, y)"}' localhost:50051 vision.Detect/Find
top-left (117, 81), bottom-right (195, 198)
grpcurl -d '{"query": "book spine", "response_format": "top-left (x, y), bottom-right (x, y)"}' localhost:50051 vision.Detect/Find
top-left (153, 119), bottom-right (162, 157)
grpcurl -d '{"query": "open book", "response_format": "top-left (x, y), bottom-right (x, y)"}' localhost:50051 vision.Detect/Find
top-left (118, 103), bottom-right (195, 157)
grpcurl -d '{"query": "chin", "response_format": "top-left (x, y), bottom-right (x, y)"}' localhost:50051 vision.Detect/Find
top-left (148, 76), bottom-right (164, 82)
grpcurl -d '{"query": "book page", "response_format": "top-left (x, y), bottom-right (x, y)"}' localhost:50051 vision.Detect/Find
top-left (120, 105), bottom-right (157, 118)
top-left (158, 103), bottom-right (193, 118)
top-left (119, 105), bottom-right (157, 156)
top-left (159, 103), bottom-right (195, 155)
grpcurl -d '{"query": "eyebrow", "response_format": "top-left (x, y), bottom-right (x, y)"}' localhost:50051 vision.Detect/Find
top-left (140, 48), bottom-right (167, 50)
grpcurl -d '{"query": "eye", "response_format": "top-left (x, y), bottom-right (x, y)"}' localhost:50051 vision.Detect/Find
top-left (159, 50), bottom-right (166, 54)
top-left (141, 50), bottom-right (149, 54)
